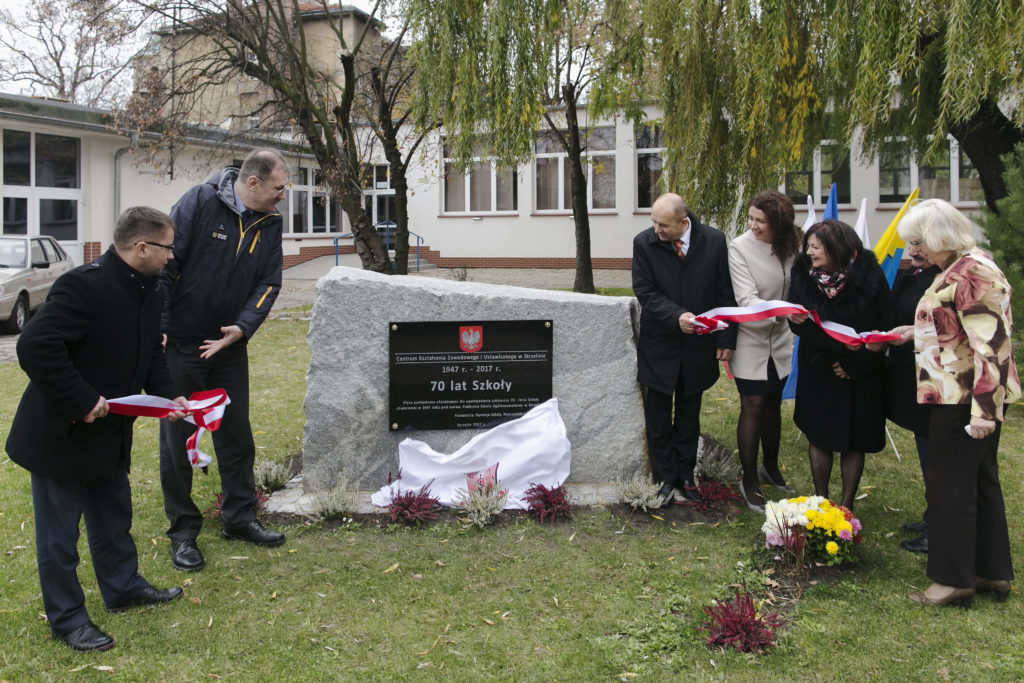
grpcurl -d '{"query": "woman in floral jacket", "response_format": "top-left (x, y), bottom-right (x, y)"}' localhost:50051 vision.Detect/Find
top-left (891, 199), bottom-right (1020, 609)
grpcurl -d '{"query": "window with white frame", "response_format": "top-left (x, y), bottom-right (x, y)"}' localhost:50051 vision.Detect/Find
top-left (877, 137), bottom-right (982, 205)
top-left (1, 128), bottom-right (81, 241)
top-left (279, 166), bottom-right (341, 234)
top-left (784, 141), bottom-right (851, 205)
top-left (361, 164), bottom-right (396, 227)
top-left (535, 127), bottom-right (615, 212)
top-left (636, 124), bottom-right (664, 209)
top-left (442, 141), bottom-right (517, 214)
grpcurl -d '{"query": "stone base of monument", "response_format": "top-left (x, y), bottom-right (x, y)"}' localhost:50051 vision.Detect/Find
top-left (299, 266), bottom-right (647, 499)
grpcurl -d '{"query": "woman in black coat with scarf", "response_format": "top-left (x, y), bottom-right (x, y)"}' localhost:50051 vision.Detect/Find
top-left (787, 220), bottom-right (894, 509)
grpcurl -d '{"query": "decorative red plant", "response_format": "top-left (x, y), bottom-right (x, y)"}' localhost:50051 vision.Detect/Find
top-left (522, 483), bottom-right (572, 523)
top-left (680, 480), bottom-right (743, 512)
top-left (699, 583), bottom-right (782, 654)
top-left (203, 490), bottom-right (270, 519)
top-left (387, 484), bottom-right (440, 525)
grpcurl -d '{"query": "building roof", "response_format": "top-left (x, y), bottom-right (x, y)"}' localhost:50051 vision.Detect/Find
top-left (0, 90), bottom-right (309, 157)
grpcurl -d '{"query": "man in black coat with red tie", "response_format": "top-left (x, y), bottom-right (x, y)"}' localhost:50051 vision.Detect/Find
top-left (6, 207), bottom-right (190, 652)
top-left (633, 193), bottom-right (737, 506)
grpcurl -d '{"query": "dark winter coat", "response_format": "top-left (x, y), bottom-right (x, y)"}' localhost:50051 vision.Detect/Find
top-left (5, 248), bottom-right (178, 480)
top-left (161, 168), bottom-right (283, 348)
top-left (787, 249), bottom-right (894, 452)
top-left (633, 213), bottom-right (737, 397)
top-left (886, 265), bottom-right (941, 434)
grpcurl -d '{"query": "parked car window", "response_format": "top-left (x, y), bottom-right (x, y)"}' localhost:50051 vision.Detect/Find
top-left (48, 239), bottom-right (68, 263)
top-left (0, 239), bottom-right (26, 267)
top-left (30, 240), bottom-right (46, 266)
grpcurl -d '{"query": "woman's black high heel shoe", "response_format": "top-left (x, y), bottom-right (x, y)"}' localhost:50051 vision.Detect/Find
top-left (759, 464), bottom-right (796, 494)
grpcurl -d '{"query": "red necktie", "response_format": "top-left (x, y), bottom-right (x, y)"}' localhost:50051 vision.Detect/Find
top-left (673, 239), bottom-right (684, 258)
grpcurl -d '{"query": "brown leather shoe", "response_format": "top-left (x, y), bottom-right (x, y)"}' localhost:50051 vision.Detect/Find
top-left (908, 583), bottom-right (975, 609)
top-left (975, 577), bottom-right (1012, 602)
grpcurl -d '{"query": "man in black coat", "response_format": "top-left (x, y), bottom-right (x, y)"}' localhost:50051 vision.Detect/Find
top-left (159, 148), bottom-right (287, 574)
top-left (633, 193), bottom-right (737, 505)
top-left (6, 207), bottom-right (190, 652)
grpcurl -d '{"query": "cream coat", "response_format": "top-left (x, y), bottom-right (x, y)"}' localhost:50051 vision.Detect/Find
top-left (727, 230), bottom-right (795, 380)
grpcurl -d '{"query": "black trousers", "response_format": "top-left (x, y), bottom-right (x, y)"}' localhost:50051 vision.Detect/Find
top-left (926, 405), bottom-right (1014, 588)
top-left (31, 471), bottom-right (148, 635)
top-left (643, 376), bottom-right (704, 487)
top-left (159, 343), bottom-right (257, 541)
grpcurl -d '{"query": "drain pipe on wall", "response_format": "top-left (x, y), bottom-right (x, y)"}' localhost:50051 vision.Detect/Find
top-left (113, 133), bottom-right (140, 218)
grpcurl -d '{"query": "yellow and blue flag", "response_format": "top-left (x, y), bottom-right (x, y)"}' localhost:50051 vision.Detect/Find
top-left (873, 188), bottom-right (920, 286)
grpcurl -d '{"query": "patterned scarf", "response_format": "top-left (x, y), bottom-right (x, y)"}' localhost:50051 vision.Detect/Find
top-left (809, 266), bottom-right (847, 299)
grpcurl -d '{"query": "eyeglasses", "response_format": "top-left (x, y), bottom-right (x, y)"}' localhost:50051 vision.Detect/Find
top-left (137, 241), bottom-right (174, 251)
top-left (259, 178), bottom-right (288, 193)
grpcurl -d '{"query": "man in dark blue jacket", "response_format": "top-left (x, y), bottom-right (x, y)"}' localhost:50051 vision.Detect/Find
top-left (633, 193), bottom-right (737, 506)
top-left (159, 148), bottom-right (287, 573)
top-left (7, 207), bottom-right (189, 651)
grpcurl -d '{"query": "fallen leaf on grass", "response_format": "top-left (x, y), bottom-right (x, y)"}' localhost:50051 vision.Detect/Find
top-left (666, 556), bottom-right (675, 562)
top-left (487, 567), bottom-right (497, 572)
top-left (288, 549), bottom-right (297, 553)
top-left (483, 618), bottom-right (495, 625)
top-left (189, 597), bottom-right (202, 605)
top-left (269, 591), bottom-right (278, 600)
top-left (435, 560), bottom-right (446, 567)
top-left (205, 674), bottom-right (222, 679)
top-left (93, 665), bottom-right (115, 672)
top-left (229, 556), bottom-right (249, 561)
top-left (982, 663), bottom-right (995, 670)
top-left (617, 674), bottom-right (638, 680)
top-left (383, 563), bottom-right (399, 574)
top-left (553, 596), bottom-right (559, 607)
top-left (208, 615), bottom-right (213, 628)
top-left (416, 662), bottom-right (432, 669)
top-left (765, 578), bottom-right (781, 589)
top-left (568, 533), bottom-right (576, 543)
top-left (650, 514), bottom-right (664, 521)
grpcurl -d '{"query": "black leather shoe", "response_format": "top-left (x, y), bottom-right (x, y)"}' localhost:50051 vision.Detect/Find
top-left (107, 586), bottom-right (184, 613)
top-left (679, 479), bottom-right (703, 503)
top-left (54, 621), bottom-right (115, 652)
top-left (656, 483), bottom-right (676, 508)
top-left (171, 539), bottom-right (205, 571)
top-left (900, 536), bottom-right (928, 553)
top-left (902, 519), bottom-right (928, 533)
top-left (222, 520), bottom-right (285, 547)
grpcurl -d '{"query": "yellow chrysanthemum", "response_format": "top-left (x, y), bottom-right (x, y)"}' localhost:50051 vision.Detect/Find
top-left (826, 541), bottom-right (839, 555)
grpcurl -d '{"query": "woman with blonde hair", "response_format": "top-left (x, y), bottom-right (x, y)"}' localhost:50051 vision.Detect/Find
top-left (887, 198), bottom-right (1019, 608)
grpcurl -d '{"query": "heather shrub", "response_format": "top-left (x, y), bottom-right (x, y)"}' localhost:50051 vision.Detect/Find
top-left (254, 456), bottom-right (292, 491)
top-left (699, 583), bottom-right (782, 654)
top-left (617, 470), bottom-right (668, 511)
top-left (523, 483), bottom-right (572, 523)
top-left (387, 485), bottom-right (440, 525)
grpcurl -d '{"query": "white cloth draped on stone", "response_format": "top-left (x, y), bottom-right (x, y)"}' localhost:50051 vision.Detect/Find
top-left (370, 398), bottom-right (571, 510)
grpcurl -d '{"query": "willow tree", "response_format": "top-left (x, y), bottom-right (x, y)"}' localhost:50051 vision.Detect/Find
top-left (409, 0), bottom-right (619, 293)
top-left (607, 0), bottom-right (1024, 227)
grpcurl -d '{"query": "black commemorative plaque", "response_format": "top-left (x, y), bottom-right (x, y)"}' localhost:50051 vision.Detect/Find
top-left (389, 320), bottom-right (553, 430)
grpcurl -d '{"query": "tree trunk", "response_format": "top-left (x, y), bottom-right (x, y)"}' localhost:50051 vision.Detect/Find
top-left (948, 98), bottom-right (1023, 215)
top-left (562, 84), bottom-right (595, 294)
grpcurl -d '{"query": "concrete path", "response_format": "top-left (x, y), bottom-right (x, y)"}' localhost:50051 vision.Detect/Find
top-left (0, 258), bottom-right (633, 365)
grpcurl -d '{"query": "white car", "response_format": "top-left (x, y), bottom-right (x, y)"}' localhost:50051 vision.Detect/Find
top-left (0, 235), bottom-right (75, 334)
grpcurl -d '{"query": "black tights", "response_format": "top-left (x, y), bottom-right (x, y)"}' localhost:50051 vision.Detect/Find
top-left (807, 443), bottom-right (864, 510)
top-left (736, 392), bottom-right (783, 500)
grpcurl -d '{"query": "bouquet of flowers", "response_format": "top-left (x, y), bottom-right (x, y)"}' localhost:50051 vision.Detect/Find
top-left (762, 496), bottom-right (862, 566)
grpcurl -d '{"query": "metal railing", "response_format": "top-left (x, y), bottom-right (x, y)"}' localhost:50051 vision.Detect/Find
top-left (333, 223), bottom-right (424, 272)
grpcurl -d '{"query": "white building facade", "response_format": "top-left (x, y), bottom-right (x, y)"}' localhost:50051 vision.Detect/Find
top-left (2, 93), bottom-right (985, 271)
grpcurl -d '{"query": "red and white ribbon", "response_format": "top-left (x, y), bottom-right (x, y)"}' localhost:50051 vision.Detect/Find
top-left (108, 389), bottom-right (230, 469)
top-left (692, 300), bottom-right (903, 346)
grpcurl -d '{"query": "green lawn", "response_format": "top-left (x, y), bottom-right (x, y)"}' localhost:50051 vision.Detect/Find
top-left (1, 318), bottom-right (1022, 681)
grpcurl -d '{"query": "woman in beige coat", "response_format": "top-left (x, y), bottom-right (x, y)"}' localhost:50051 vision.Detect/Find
top-left (728, 190), bottom-right (802, 511)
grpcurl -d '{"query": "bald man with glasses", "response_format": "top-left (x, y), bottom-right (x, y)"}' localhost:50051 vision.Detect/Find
top-left (158, 148), bottom-right (288, 573)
